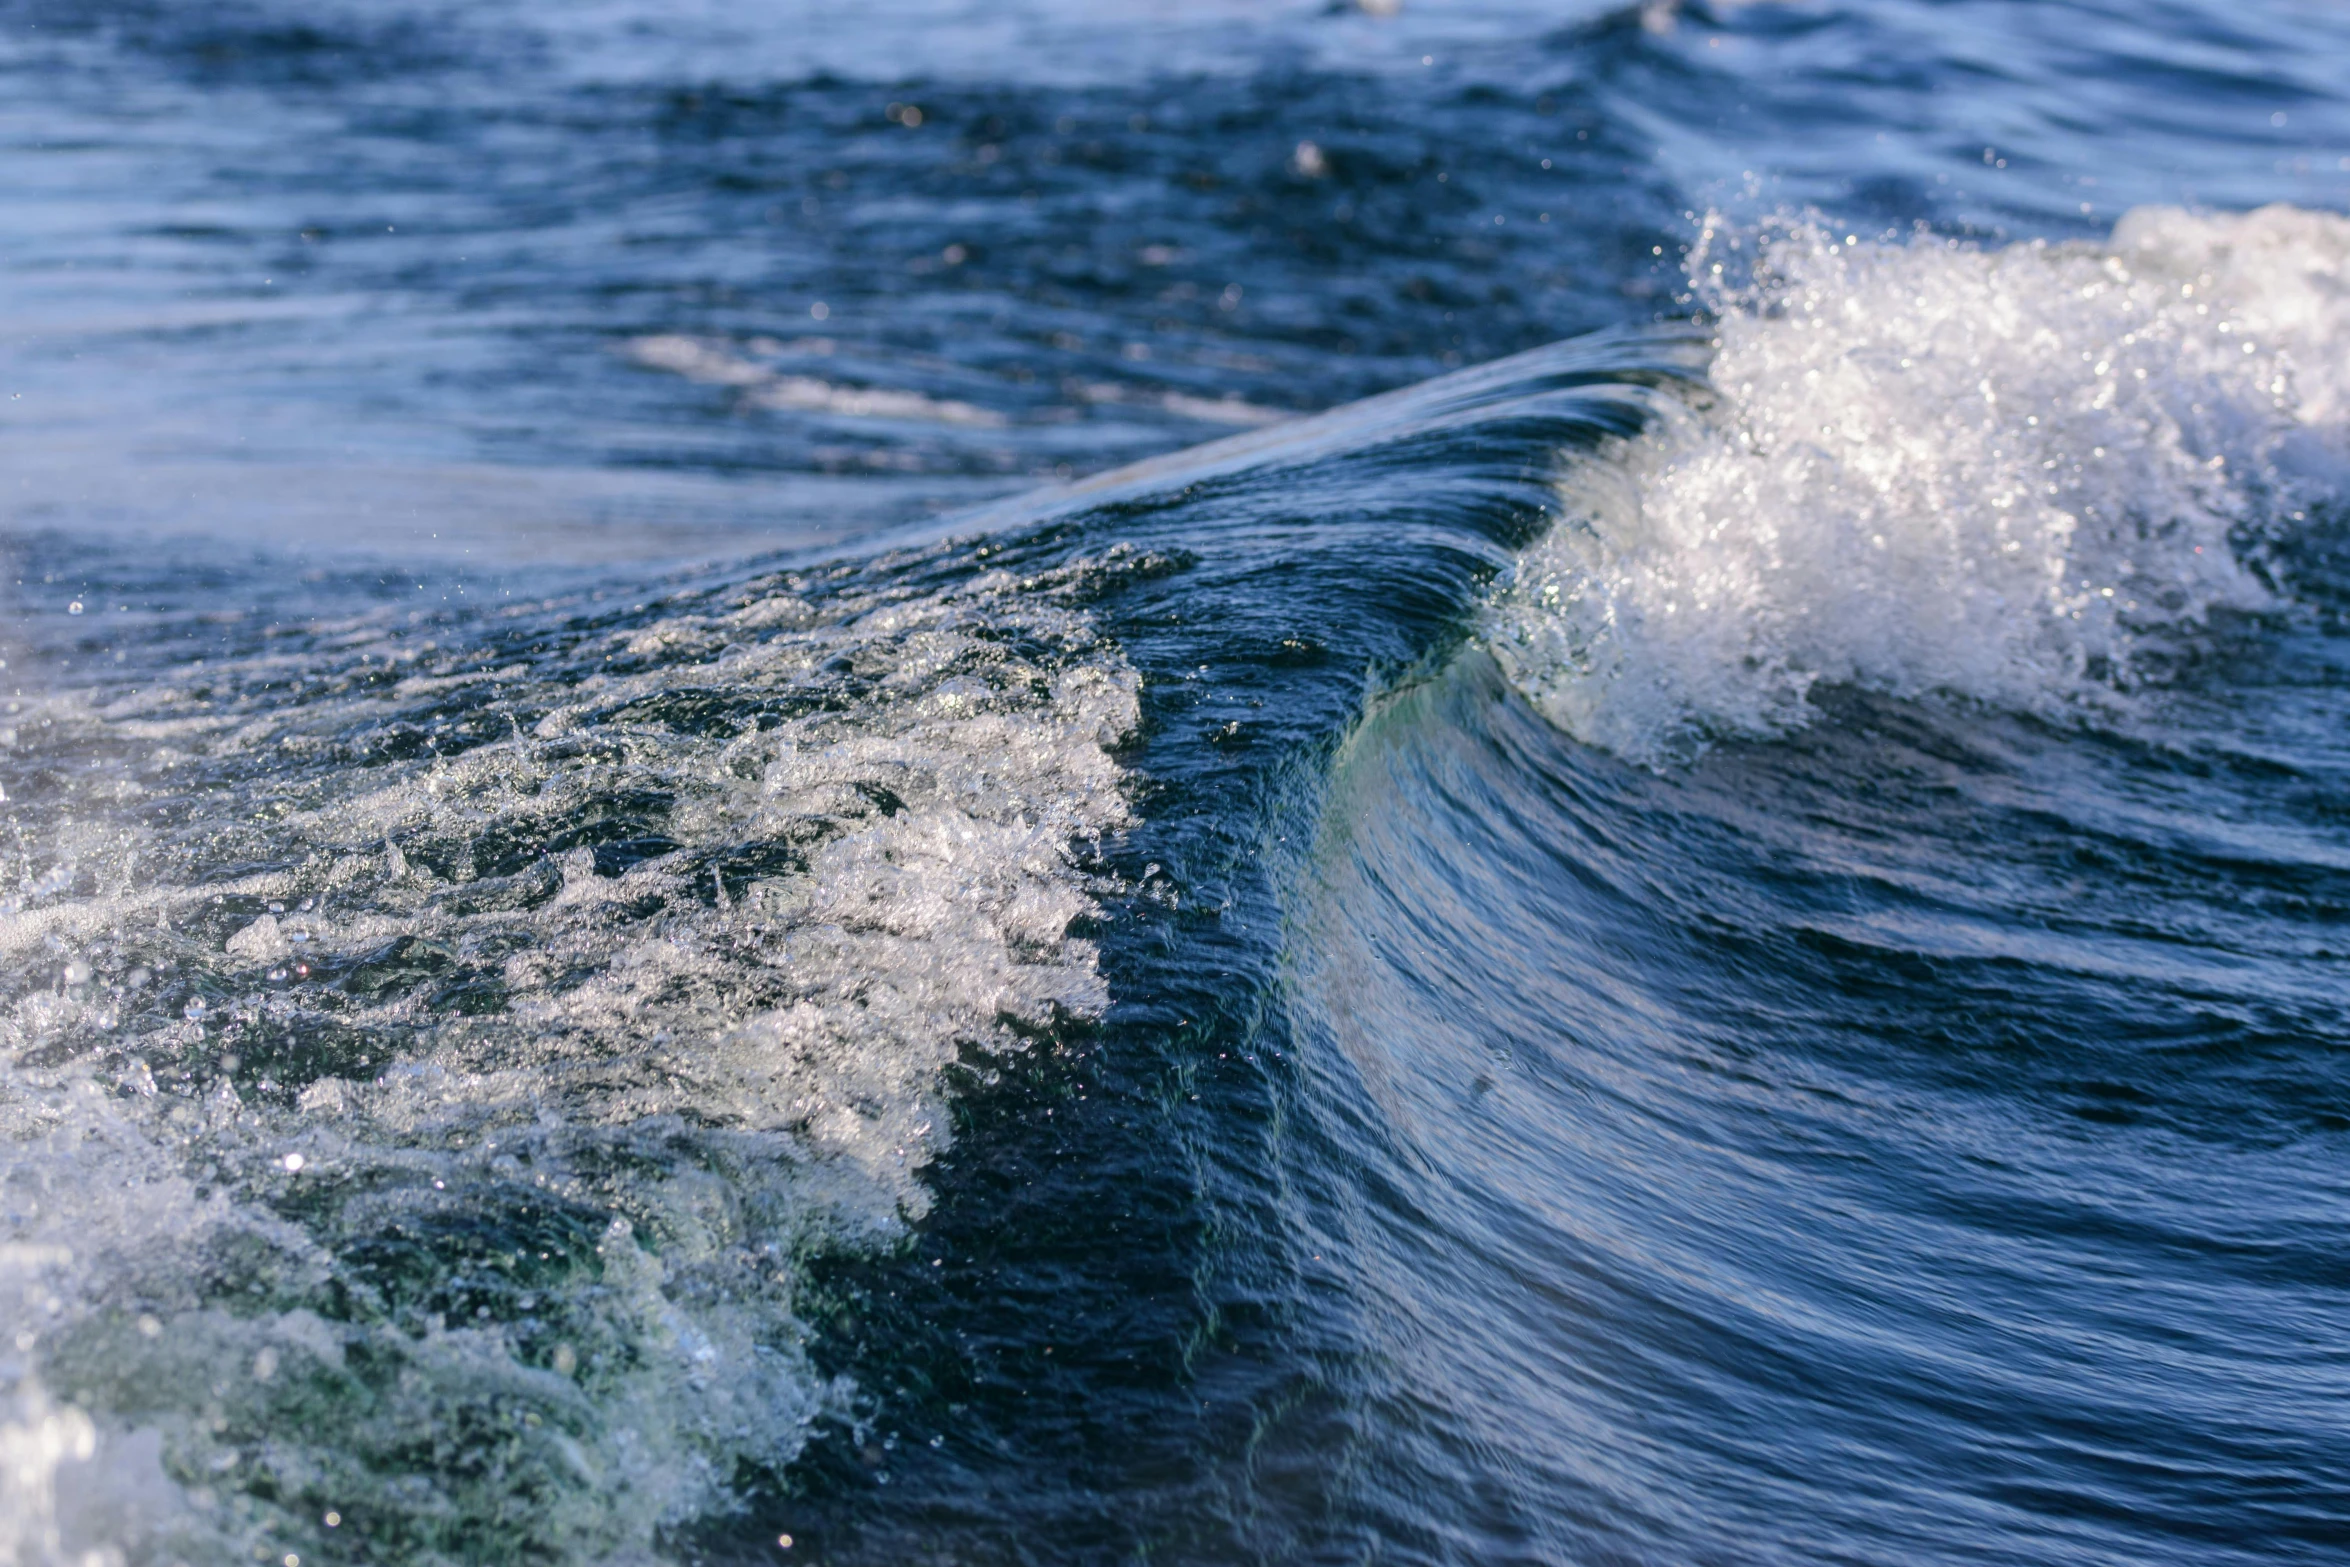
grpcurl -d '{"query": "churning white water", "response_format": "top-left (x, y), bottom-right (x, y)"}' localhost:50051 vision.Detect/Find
top-left (0, 551), bottom-right (1138, 1563)
top-left (1489, 205), bottom-right (2350, 764)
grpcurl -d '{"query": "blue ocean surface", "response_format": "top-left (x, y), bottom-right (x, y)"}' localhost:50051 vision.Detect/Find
top-left (2, 3), bottom-right (2348, 1563)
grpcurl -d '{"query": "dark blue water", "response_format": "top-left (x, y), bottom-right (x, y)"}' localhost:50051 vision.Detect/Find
top-left (4, 4), bottom-right (2348, 1564)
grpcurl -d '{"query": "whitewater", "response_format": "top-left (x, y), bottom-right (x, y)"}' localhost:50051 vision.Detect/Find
top-left (4, 3), bottom-right (2349, 1564)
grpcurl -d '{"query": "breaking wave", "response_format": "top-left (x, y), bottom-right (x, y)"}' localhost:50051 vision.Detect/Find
top-left (1488, 204), bottom-right (2350, 763)
top-left (5, 195), bottom-right (2346, 1567)
top-left (0, 548), bottom-right (1137, 1563)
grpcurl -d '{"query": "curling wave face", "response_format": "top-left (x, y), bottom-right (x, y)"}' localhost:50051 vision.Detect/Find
top-left (1489, 204), bottom-right (2350, 763)
top-left (1275, 206), bottom-right (2350, 1567)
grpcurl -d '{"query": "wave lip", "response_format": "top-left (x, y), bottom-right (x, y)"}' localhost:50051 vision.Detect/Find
top-left (1488, 204), bottom-right (2350, 764)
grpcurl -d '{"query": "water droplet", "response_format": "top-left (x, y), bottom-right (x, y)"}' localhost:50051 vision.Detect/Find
top-left (67, 601), bottom-right (83, 614)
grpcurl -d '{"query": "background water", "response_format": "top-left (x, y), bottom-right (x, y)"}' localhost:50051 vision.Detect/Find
top-left (3, 3), bottom-right (2348, 1564)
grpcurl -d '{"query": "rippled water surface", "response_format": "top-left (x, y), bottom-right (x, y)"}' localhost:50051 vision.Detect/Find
top-left (4, 3), bottom-right (2349, 1564)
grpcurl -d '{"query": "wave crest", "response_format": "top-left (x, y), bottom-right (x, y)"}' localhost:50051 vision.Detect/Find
top-left (1489, 204), bottom-right (2350, 763)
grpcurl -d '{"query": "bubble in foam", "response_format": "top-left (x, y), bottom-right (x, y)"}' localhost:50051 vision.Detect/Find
top-left (1488, 204), bottom-right (2350, 764)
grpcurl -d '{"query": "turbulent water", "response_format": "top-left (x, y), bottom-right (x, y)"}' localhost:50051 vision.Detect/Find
top-left (4, 3), bottom-right (2349, 1564)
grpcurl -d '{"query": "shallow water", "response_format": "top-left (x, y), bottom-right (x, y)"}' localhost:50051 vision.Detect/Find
top-left (4, 3), bottom-right (2349, 1564)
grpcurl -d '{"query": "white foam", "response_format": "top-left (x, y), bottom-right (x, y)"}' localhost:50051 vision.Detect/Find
top-left (0, 549), bottom-right (1139, 1559)
top-left (1488, 204), bottom-right (2350, 763)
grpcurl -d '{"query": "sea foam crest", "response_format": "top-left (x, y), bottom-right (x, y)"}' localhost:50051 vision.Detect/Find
top-left (0, 548), bottom-right (1138, 1563)
top-left (1489, 204), bottom-right (2350, 763)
